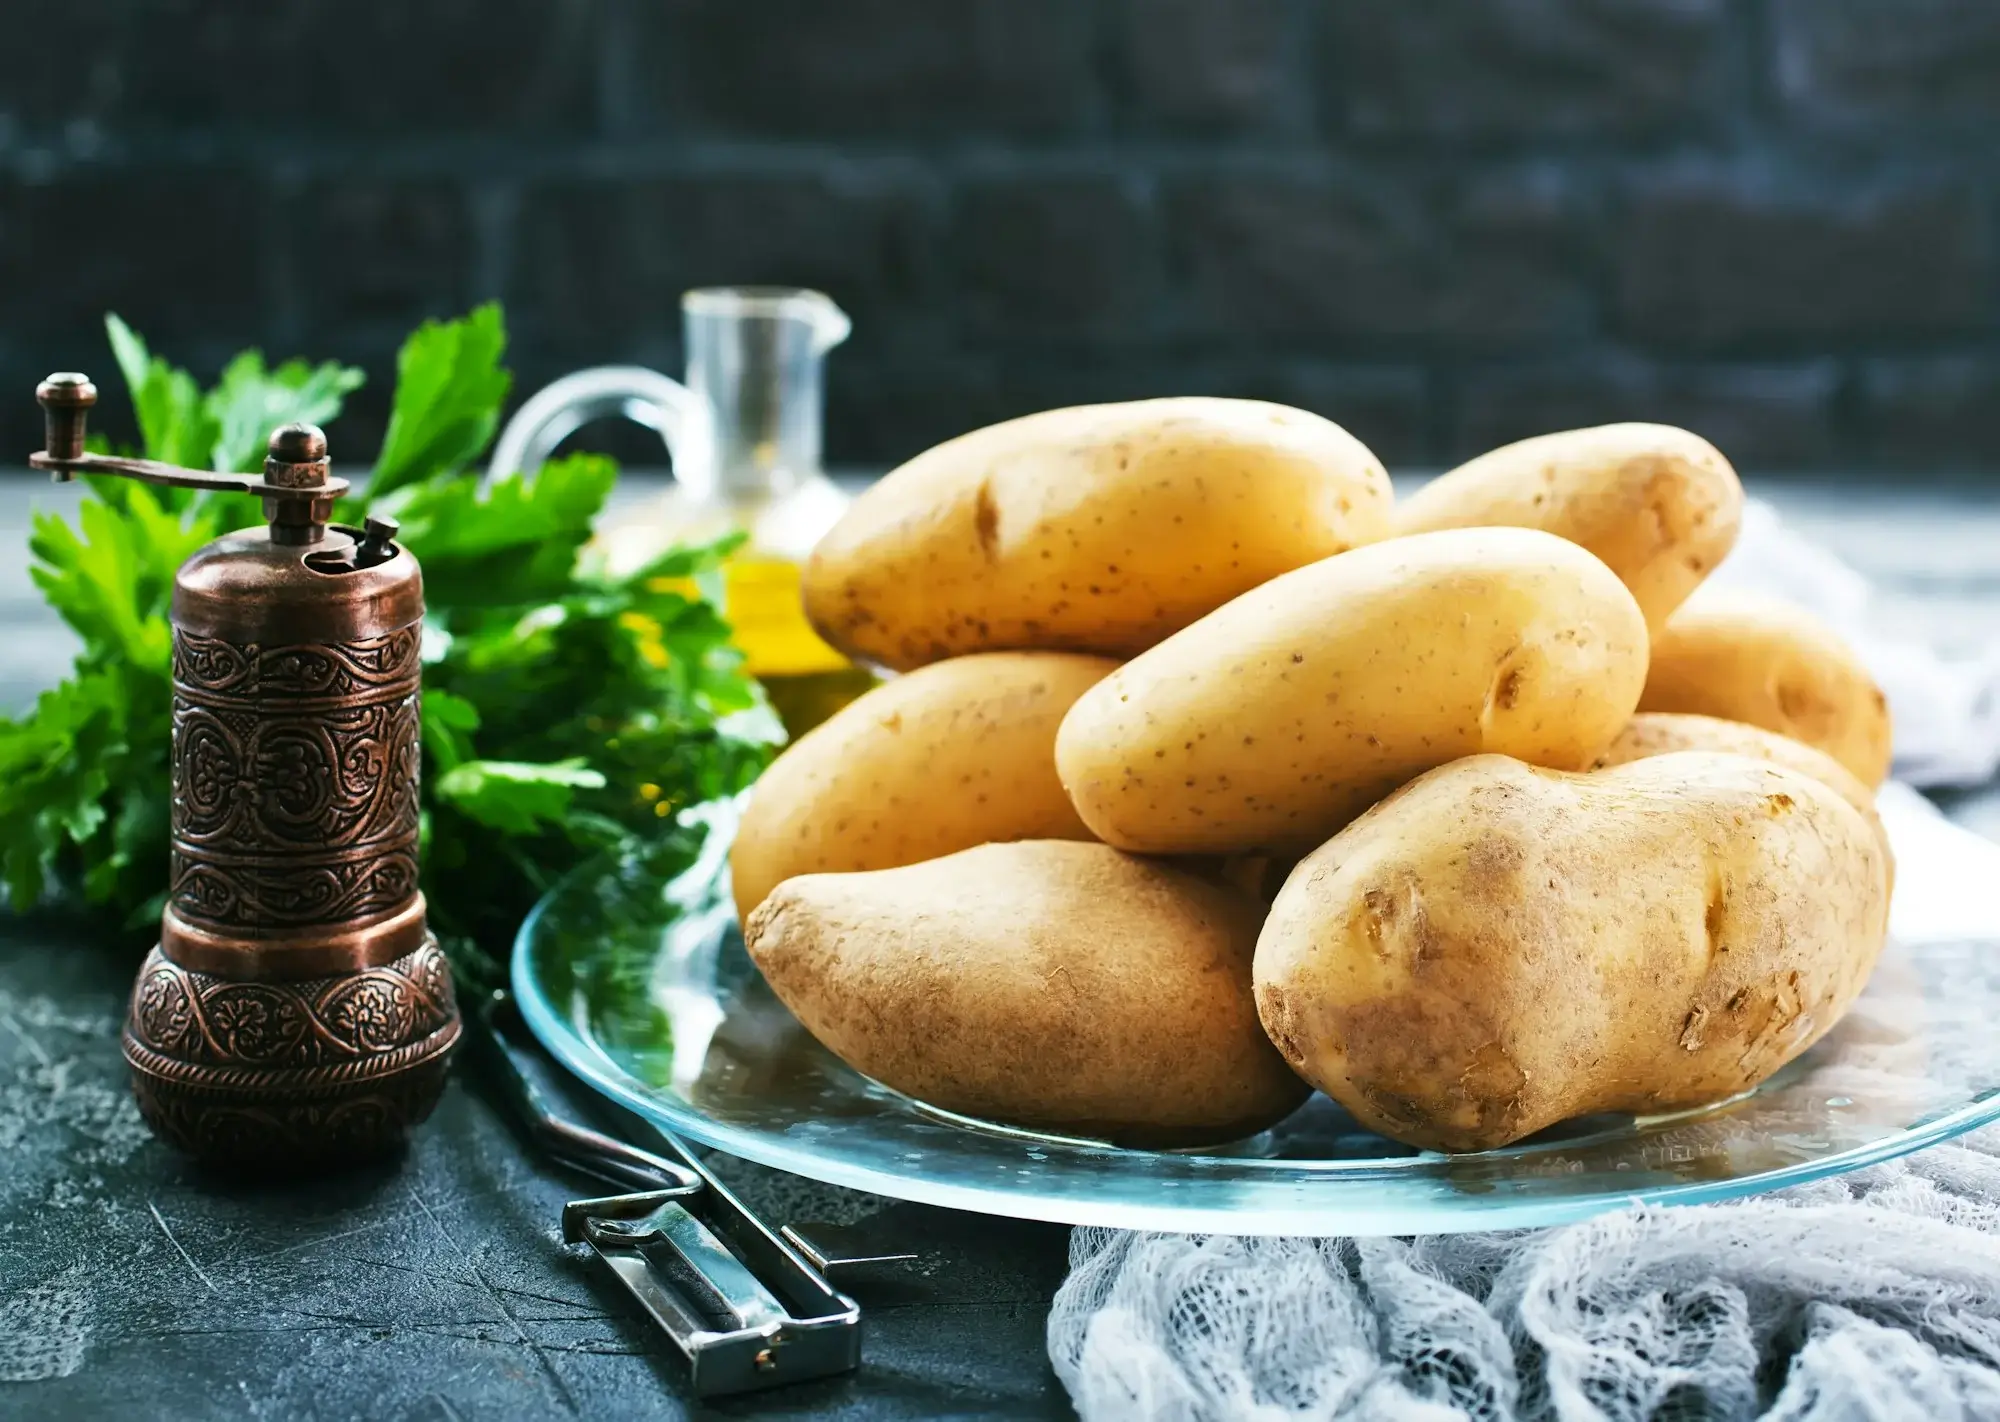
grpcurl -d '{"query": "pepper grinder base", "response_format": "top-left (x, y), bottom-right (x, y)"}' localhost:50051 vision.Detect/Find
top-left (122, 935), bottom-right (461, 1171)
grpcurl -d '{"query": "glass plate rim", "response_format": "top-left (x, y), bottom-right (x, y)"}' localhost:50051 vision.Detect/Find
top-left (511, 888), bottom-right (2000, 1236)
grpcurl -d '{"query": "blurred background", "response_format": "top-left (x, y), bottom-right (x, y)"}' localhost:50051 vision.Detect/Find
top-left (2, 0), bottom-right (1997, 474)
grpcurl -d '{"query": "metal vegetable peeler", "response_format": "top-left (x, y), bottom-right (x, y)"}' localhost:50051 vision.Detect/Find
top-left (465, 990), bottom-right (916, 1398)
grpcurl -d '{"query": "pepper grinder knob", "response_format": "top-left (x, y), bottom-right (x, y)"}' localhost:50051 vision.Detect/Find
top-left (263, 422), bottom-right (334, 545)
top-left (36, 372), bottom-right (98, 468)
top-left (356, 514), bottom-right (401, 567)
top-left (268, 421), bottom-right (328, 469)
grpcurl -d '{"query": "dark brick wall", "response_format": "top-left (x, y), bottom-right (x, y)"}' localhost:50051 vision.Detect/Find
top-left (3, 0), bottom-right (1998, 472)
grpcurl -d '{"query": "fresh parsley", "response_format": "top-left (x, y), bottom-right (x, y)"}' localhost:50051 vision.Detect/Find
top-left (0, 305), bottom-right (781, 976)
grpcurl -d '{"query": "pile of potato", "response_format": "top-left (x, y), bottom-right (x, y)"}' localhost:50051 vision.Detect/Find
top-left (731, 399), bottom-right (1895, 1154)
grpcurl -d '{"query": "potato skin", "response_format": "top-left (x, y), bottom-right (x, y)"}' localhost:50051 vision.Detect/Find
top-left (803, 398), bottom-right (1392, 670)
top-left (1393, 423), bottom-right (1742, 630)
top-left (1055, 527), bottom-right (1650, 856)
top-left (745, 841), bottom-right (1309, 1145)
top-left (1254, 753), bottom-right (1891, 1153)
top-left (1641, 597), bottom-right (1893, 786)
top-left (730, 651), bottom-right (1115, 921)
top-left (1598, 712), bottom-right (1895, 895)
top-left (1594, 712), bottom-right (1879, 830)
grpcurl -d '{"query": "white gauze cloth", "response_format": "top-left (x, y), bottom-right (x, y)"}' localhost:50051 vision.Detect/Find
top-left (1047, 501), bottom-right (2000, 1420)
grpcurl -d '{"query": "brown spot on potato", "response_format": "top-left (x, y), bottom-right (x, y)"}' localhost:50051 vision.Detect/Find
top-left (1457, 1041), bottom-right (1528, 1129)
top-left (1775, 679), bottom-right (1829, 727)
top-left (1679, 1006), bottom-right (1709, 1051)
top-left (973, 479), bottom-right (1001, 558)
top-left (1473, 647), bottom-right (1531, 741)
top-left (1775, 971), bottom-right (1803, 1024)
top-left (1465, 834), bottom-right (1525, 886)
top-left (1361, 886), bottom-right (1397, 957)
top-left (1255, 985), bottom-right (1310, 1067)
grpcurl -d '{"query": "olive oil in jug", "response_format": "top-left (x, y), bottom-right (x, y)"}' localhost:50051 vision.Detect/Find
top-left (491, 287), bottom-right (878, 737)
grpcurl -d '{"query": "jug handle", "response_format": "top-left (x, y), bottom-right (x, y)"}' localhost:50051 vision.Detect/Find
top-left (485, 366), bottom-right (715, 495)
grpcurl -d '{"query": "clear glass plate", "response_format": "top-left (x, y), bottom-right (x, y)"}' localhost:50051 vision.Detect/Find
top-left (512, 805), bottom-right (2000, 1236)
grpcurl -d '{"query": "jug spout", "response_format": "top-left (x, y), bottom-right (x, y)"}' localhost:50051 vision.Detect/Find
top-left (807, 291), bottom-right (852, 354)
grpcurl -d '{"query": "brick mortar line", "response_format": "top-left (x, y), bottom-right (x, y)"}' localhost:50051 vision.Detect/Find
top-left (9, 136), bottom-right (2000, 183)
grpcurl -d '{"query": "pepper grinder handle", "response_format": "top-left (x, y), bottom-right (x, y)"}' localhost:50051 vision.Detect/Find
top-left (36, 372), bottom-right (98, 467)
top-left (32, 371), bottom-right (345, 545)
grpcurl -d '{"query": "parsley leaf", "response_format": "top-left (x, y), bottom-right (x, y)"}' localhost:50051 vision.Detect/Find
top-left (386, 453), bottom-right (618, 611)
top-left (105, 313), bottom-right (216, 484)
top-left (206, 350), bottom-right (365, 474)
top-left (368, 302), bottom-right (510, 497)
top-left (420, 689), bottom-right (482, 776)
top-left (435, 759), bottom-right (608, 836)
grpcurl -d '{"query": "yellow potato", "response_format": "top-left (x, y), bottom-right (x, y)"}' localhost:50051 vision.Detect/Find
top-left (1597, 712), bottom-right (1895, 894)
top-left (1595, 711), bottom-right (1878, 828)
top-left (1393, 423), bottom-right (1742, 629)
top-left (1056, 527), bottom-right (1649, 855)
top-left (730, 651), bottom-right (1115, 922)
top-left (1641, 597), bottom-right (1892, 786)
top-left (745, 842), bottom-right (1309, 1145)
top-left (1255, 753), bottom-right (1890, 1153)
top-left (804, 398), bottom-right (1391, 670)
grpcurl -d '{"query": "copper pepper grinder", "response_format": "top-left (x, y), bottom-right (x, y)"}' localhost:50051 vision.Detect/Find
top-left (31, 373), bottom-right (461, 1171)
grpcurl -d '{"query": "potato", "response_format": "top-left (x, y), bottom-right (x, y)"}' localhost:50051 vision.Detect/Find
top-left (1055, 527), bottom-right (1649, 856)
top-left (1598, 712), bottom-right (1895, 895)
top-left (1255, 753), bottom-right (1891, 1153)
top-left (1595, 711), bottom-right (1879, 830)
top-left (1641, 597), bottom-right (1892, 786)
top-left (730, 651), bottom-right (1115, 921)
top-left (1392, 423), bottom-right (1742, 630)
top-left (803, 398), bottom-right (1392, 670)
top-left (744, 842), bottom-right (1309, 1145)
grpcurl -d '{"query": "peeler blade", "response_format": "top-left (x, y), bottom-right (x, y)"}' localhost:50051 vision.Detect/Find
top-left (470, 989), bottom-right (879, 1397)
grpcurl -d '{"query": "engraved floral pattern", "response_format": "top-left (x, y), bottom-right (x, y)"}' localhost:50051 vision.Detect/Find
top-left (169, 625), bottom-right (421, 932)
top-left (324, 977), bottom-right (412, 1054)
top-left (176, 713), bottom-right (240, 827)
top-left (258, 728), bottom-right (335, 824)
top-left (171, 849), bottom-right (422, 928)
top-left (135, 966), bottom-right (198, 1056)
top-left (125, 940), bottom-right (456, 1069)
top-left (174, 627), bottom-right (421, 701)
top-left (203, 987), bottom-right (309, 1064)
top-left (172, 633), bottom-right (254, 693)
top-left (123, 936), bottom-right (458, 1165)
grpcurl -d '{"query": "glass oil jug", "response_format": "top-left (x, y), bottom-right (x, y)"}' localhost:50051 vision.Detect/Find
top-left (489, 287), bottom-right (876, 735)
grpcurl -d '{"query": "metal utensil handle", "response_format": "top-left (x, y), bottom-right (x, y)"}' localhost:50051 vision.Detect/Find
top-left (467, 991), bottom-right (862, 1397)
top-left (466, 991), bottom-right (702, 1196)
